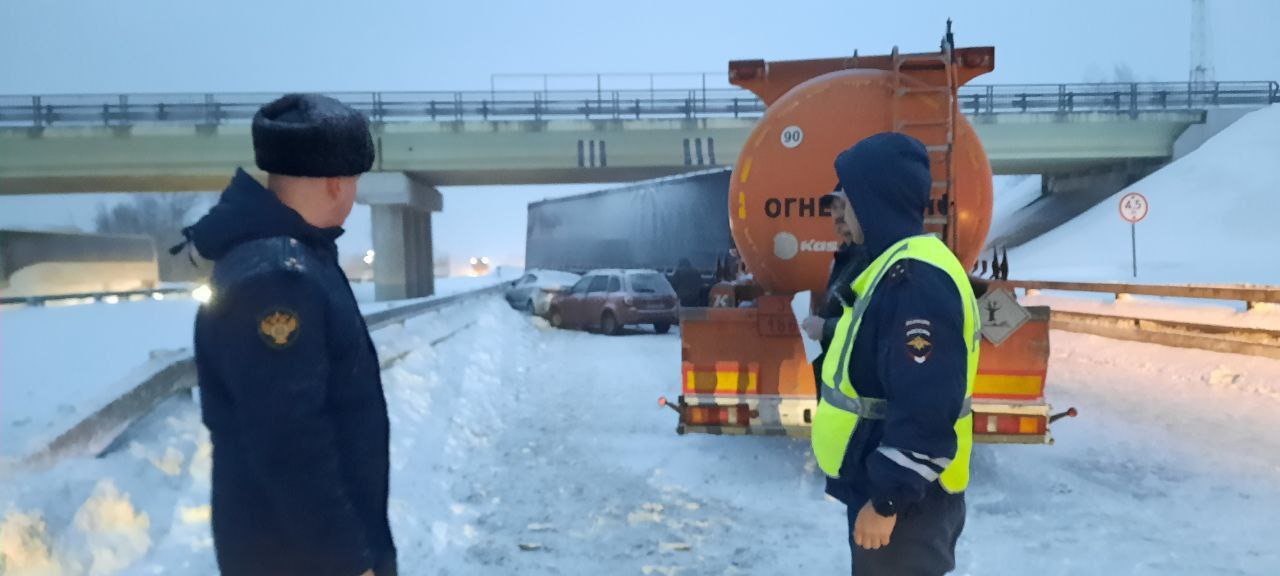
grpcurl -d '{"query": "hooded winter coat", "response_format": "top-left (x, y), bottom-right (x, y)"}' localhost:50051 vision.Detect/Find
top-left (821, 133), bottom-right (970, 515)
top-left (188, 169), bottom-right (396, 576)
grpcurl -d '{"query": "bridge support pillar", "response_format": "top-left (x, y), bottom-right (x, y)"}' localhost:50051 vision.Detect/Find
top-left (358, 173), bottom-right (442, 302)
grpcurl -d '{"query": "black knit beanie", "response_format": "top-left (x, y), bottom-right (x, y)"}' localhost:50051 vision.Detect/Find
top-left (252, 94), bottom-right (374, 178)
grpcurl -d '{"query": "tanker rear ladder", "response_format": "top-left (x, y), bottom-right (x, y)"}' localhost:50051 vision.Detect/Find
top-left (889, 36), bottom-right (960, 247)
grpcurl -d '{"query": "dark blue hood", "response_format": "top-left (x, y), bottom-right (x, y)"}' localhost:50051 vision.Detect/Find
top-left (184, 168), bottom-right (342, 260)
top-left (833, 132), bottom-right (932, 258)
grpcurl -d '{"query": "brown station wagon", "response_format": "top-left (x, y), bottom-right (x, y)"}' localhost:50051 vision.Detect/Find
top-left (545, 269), bottom-right (679, 335)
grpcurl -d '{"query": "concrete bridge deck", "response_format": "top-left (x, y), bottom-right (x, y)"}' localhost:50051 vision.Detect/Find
top-left (2, 81), bottom-right (1274, 194)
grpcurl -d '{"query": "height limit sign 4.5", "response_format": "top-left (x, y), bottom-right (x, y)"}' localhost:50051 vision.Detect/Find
top-left (1119, 192), bottom-right (1149, 277)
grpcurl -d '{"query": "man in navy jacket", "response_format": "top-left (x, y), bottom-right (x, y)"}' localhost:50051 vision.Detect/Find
top-left (184, 94), bottom-right (396, 576)
top-left (822, 133), bottom-right (970, 575)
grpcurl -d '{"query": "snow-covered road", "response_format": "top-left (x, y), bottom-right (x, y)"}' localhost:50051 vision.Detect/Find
top-left (3, 296), bottom-right (1279, 575)
top-left (406, 302), bottom-right (843, 575)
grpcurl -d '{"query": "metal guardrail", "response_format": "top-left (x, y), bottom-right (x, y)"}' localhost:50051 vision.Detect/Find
top-left (996, 279), bottom-right (1280, 309)
top-left (959, 81), bottom-right (1280, 117)
top-left (1049, 310), bottom-right (1280, 360)
top-left (2, 81), bottom-right (1276, 128)
top-left (989, 279), bottom-right (1280, 359)
top-left (0, 286), bottom-right (193, 307)
top-left (363, 281), bottom-right (511, 330)
top-left (17, 282), bottom-right (512, 470)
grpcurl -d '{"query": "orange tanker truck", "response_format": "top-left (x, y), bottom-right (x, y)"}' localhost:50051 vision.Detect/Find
top-left (664, 28), bottom-right (1075, 444)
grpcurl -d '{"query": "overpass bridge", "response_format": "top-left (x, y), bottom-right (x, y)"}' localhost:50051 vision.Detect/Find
top-left (1, 81), bottom-right (1275, 299)
top-left (2, 81), bottom-right (1276, 193)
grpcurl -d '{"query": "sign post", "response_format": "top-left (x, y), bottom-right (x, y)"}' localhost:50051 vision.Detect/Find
top-left (1118, 192), bottom-right (1149, 278)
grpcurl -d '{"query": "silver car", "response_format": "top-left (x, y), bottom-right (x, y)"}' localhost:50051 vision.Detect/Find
top-left (505, 269), bottom-right (582, 313)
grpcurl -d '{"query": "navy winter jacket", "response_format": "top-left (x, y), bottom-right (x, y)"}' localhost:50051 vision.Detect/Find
top-left (189, 169), bottom-right (396, 576)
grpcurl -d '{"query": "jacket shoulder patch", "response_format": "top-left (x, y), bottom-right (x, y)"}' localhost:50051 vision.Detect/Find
top-left (904, 318), bottom-right (933, 364)
top-left (259, 308), bottom-right (301, 348)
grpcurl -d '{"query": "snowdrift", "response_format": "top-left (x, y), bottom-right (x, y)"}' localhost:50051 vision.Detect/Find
top-left (1009, 105), bottom-right (1280, 284)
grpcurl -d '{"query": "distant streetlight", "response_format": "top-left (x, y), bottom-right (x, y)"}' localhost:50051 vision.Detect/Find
top-left (192, 284), bottom-right (213, 304)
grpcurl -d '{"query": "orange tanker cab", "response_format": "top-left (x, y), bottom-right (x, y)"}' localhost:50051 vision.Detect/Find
top-left (674, 29), bottom-right (1063, 444)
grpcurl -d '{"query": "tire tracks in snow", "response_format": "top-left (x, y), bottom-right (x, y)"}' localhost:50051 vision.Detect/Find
top-left (433, 312), bottom-right (779, 575)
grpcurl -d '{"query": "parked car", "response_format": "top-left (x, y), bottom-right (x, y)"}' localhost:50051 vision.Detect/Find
top-left (505, 269), bottom-right (582, 313)
top-left (545, 269), bottom-right (679, 335)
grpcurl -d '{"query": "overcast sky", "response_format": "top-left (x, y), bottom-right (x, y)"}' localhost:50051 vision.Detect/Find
top-left (2, 0), bottom-right (1277, 268)
top-left (4, 0), bottom-right (1278, 92)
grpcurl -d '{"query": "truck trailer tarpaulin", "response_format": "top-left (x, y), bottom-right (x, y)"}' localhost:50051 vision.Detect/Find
top-left (525, 168), bottom-right (732, 275)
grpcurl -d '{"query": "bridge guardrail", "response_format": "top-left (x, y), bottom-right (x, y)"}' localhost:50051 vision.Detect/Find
top-left (2, 81), bottom-right (1276, 128)
top-left (965, 81), bottom-right (1280, 117)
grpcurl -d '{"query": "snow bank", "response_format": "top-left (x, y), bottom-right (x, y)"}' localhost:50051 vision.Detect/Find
top-left (961, 330), bottom-right (1280, 574)
top-left (0, 301), bottom-right (198, 458)
top-left (0, 511), bottom-right (59, 576)
top-left (64, 481), bottom-right (152, 575)
top-left (5, 293), bottom-right (1280, 574)
top-left (1010, 104), bottom-right (1280, 284)
top-left (2, 278), bottom-right (514, 460)
top-left (0, 480), bottom-right (152, 576)
top-left (0, 380), bottom-right (213, 575)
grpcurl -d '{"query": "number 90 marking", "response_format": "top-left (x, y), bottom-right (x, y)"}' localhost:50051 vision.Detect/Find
top-left (781, 126), bottom-right (804, 149)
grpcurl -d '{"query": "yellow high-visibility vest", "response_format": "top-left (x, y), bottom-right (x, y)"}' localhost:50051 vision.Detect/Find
top-left (812, 234), bottom-right (978, 493)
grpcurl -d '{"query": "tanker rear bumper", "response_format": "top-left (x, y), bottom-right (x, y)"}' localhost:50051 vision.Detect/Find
top-left (673, 394), bottom-right (1056, 444)
top-left (675, 299), bottom-right (1061, 445)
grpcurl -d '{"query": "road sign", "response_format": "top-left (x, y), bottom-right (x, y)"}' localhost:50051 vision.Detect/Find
top-left (978, 288), bottom-right (1030, 346)
top-left (1119, 192), bottom-right (1149, 223)
top-left (1119, 192), bottom-right (1148, 277)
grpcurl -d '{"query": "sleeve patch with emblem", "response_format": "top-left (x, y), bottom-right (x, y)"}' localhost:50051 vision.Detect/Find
top-left (259, 308), bottom-right (300, 349)
top-left (905, 319), bottom-right (933, 364)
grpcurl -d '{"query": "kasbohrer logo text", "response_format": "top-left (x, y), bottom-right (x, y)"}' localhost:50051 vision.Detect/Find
top-left (800, 239), bottom-right (838, 252)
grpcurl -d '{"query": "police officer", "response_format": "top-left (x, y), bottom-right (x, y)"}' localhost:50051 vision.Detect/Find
top-left (181, 94), bottom-right (396, 576)
top-left (812, 132), bottom-right (978, 575)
